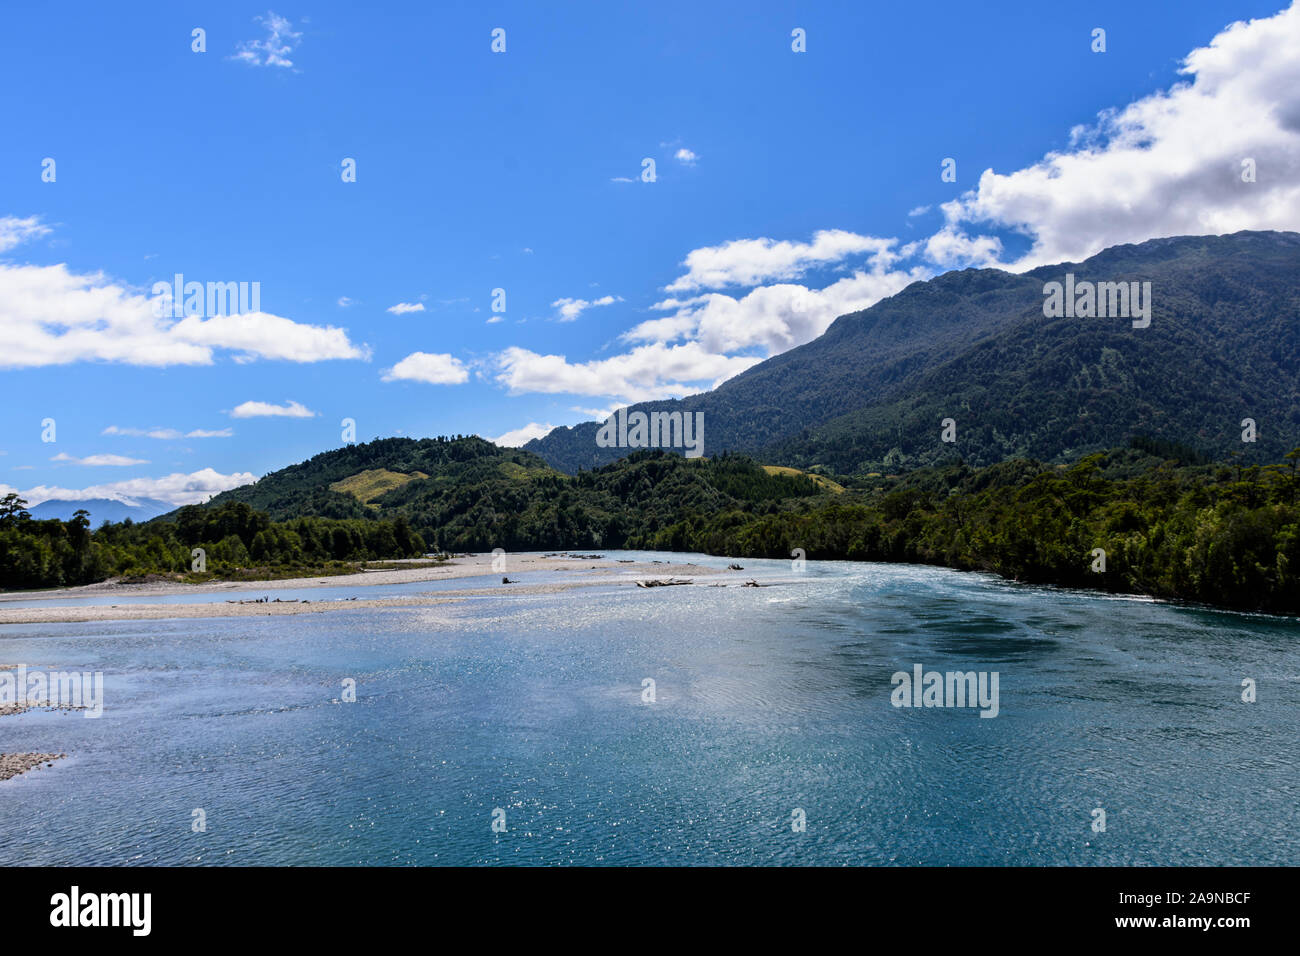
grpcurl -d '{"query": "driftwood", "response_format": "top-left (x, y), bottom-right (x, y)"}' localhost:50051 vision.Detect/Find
top-left (636, 578), bottom-right (692, 588)
top-left (728, 564), bottom-right (744, 570)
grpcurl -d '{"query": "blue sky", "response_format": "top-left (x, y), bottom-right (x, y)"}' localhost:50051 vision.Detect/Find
top-left (2, 0), bottom-right (1297, 506)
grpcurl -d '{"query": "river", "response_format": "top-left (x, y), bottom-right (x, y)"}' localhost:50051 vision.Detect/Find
top-left (1, 552), bottom-right (1295, 865)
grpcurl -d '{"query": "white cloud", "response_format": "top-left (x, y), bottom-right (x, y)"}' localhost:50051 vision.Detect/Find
top-left (937, 2), bottom-right (1300, 269)
top-left (1, 468), bottom-right (256, 508)
top-left (229, 400), bottom-right (317, 419)
top-left (491, 234), bottom-right (926, 406)
top-left (675, 148), bottom-right (699, 165)
top-left (552, 294), bottom-right (621, 322)
top-left (570, 405), bottom-right (620, 420)
top-left (666, 229), bottom-right (901, 291)
top-left (387, 301), bottom-right (425, 315)
top-left (103, 426), bottom-right (232, 439)
top-left (0, 215), bottom-right (50, 253)
top-left (337, 296), bottom-right (353, 308)
top-left (489, 422), bottom-right (554, 447)
top-left (628, 263), bottom-right (927, 354)
top-left (0, 232), bottom-right (367, 368)
top-left (381, 352), bottom-right (469, 385)
top-left (920, 225), bottom-right (1004, 269)
top-left (232, 11), bottom-right (302, 69)
top-left (494, 342), bottom-right (759, 404)
top-left (172, 311), bottom-right (366, 363)
top-left (51, 453), bottom-right (148, 466)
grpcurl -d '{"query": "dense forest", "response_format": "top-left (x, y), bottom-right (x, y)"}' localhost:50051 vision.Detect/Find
top-left (3, 435), bottom-right (1298, 615)
top-left (631, 443), bottom-right (1300, 615)
top-left (0, 494), bottom-right (426, 589)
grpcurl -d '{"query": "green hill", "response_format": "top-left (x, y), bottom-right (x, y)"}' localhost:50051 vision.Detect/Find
top-left (191, 437), bottom-right (827, 552)
top-left (202, 436), bottom-right (559, 520)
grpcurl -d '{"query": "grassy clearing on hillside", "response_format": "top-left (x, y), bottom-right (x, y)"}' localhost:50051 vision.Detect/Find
top-left (762, 465), bottom-right (845, 494)
top-left (329, 469), bottom-right (429, 504)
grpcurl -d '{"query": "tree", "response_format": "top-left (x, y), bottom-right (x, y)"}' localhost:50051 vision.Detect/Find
top-left (0, 493), bottom-right (31, 526)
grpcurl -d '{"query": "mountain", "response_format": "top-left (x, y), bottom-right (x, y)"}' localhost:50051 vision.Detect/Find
top-left (28, 497), bottom-right (173, 525)
top-left (524, 231), bottom-right (1300, 474)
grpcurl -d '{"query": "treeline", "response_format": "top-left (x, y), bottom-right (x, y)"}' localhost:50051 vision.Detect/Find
top-left (4, 446), bottom-right (1300, 615)
top-left (632, 448), bottom-right (1300, 614)
top-left (0, 496), bottom-right (425, 590)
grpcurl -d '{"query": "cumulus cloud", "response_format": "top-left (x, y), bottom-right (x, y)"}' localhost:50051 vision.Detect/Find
top-left (675, 148), bottom-right (699, 165)
top-left (172, 311), bottom-right (366, 363)
top-left (629, 265), bottom-right (927, 355)
top-left (920, 225), bottom-right (1004, 269)
top-left (0, 226), bottom-right (368, 368)
top-left (489, 422), bottom-right (555, 447)
top-left (938, 2), bottom-right (1300, 269)
top-left (491, 234), bottom-right (926, 405)
top-left (50, 453), bottom-right (148, 466)
top-left (229, 400), bottom-right (317, 419)
top-left (1, 468), bottom-right (256, 507)
top-left (232, 11), bottom-right (302, 69)
top-left (387, 301), bottom-right (425, 315)
top-left (381, 352), bottom-right (469, 385)
top-left (666, 229), bottom-right (901, 291)
top-left (494, 342), bottom-right (760, 404)
top-left (552, 294), bottom-right (621, 321)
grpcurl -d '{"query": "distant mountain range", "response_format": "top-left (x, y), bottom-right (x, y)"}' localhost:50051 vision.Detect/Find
top-left (29, 497), bottom-right (174, 525)
top-left (525, 231), bottom-right (1300, 474)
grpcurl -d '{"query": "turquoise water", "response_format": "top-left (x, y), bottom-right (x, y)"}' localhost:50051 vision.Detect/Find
top-left (1, 553), bottom-right (1296, 865)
